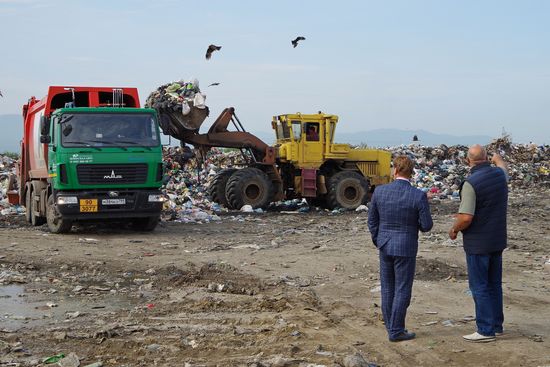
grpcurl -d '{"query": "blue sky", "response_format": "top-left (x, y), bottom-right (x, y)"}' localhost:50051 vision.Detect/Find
top-left (1, 0), bottom-right (549, 143)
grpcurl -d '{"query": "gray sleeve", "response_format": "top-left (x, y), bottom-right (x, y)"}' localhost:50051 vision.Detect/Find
top-left (458, 181), bottom-right (476, 215)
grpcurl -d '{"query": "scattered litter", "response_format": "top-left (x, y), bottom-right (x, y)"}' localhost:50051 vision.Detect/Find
top-left (42, 353), bottom-right (65, 364)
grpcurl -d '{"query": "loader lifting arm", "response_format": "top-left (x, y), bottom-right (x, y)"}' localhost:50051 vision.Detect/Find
top-left (158, 107), bottom-right (275, 165)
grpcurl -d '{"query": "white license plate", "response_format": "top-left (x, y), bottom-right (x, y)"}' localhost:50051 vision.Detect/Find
top-left (101, 198), bottom-right (126, 205)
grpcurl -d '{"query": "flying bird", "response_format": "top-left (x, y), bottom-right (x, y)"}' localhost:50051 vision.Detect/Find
top-left (208, 83), bottom-right (220, 87)
top-left (0, 90), bottom-right (3, 98)
top-left (291, 36), bottom-right (306, 48)
top-left (205, 44), bottom-right (222, 60)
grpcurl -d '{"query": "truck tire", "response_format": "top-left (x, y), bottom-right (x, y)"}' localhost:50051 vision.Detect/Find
top-left (46, 196), bottom-right (72, 233)
top-left (30, 189), bottom-right (46, 226)
top-left (132, 216), bottom-right (160, 231)
top-left (24, 184), bottom-right (32, 223)
top-left (225, 167), bottom-right (273, 209)
top-left (208, 168), bottom-right (237, 208)
top-left (326, 171), bottom-right (369, 210)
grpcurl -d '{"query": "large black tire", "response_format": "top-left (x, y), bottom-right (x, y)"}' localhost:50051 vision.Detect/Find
top-left (225, 167), bottom-right (273, 209)
top-left (132, 216), bottom-right (160, 232)
top-left (30, 189), bottom-right (46, 226)
top-left (326, 171), bottom-right (370, 210)
top-left (46, 196), bottom-right (72, 233)
top-left (208, 168), bottom-right (237, 208)
top-left (24, 185), bottom-right (32, 223)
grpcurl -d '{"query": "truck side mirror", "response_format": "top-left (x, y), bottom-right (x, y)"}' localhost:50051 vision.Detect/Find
top-left (40, 135), bottom-right (51, 144)
top-left (40, 116), bottom-right (50, 136)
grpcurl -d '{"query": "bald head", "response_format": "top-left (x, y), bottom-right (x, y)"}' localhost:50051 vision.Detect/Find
top-left (467, 144), bottom-right (488, 165)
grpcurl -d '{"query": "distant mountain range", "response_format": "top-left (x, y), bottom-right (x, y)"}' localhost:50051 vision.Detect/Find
top-left (251, 128), bottom-right (493, 148)
top-left (0, 113), bottom-right (493, 153)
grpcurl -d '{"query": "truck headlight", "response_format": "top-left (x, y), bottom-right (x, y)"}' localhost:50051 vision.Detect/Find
top-left (148, 194), bottom-right (167, 202)
top-left (57, 196), bottom-right (78, 205)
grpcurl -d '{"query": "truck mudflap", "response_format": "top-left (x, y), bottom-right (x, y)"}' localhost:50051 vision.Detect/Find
top-left (53, 189), bottom-right (164, 220)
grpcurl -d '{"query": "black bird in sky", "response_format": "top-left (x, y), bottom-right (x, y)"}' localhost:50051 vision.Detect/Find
top-left (208, 83), bottom-right (220, 87)
top-left (291, 36), bottom-right (306, 48)
top-left (0, 90), bottom-right (3, 98)
top-left (205, 44), bottom-right (222, 60)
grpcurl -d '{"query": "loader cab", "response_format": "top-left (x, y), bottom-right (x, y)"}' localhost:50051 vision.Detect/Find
top-left (272, 113), bottom-right (338, 168)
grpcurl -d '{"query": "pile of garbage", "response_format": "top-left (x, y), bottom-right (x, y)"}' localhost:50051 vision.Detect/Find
top-left (145, 79), bottom-right (209, 134)
top-left (389, 136), bottom-right (549, 199)
top-left (0, 154), bottom-right (23, 216)
top-left (0, 137), bottom-right (548, 222)
top-left (161, 146), bottom-right (247, 223)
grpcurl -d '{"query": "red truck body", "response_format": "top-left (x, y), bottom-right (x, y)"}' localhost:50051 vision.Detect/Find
top-left (19, 86), bottom-right (140, 203)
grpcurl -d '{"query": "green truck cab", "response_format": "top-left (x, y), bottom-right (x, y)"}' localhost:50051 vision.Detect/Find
top-left (20, 87), bottom-right (165, 233)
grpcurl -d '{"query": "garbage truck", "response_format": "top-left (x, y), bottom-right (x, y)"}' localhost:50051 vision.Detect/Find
top-left (17, 86), bottom-right (165, 233)
top-left (154, 105), bottom-right (392, 210)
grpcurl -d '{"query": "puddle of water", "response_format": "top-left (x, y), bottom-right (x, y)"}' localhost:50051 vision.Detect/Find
top-left (0, 284), bottom-right (137, 331)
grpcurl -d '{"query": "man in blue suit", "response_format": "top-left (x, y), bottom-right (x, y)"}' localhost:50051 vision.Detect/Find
top-left (368, 155), bottom-right (433, 342)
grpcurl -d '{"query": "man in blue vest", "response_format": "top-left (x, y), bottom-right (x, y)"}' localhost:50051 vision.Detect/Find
top-left (368, 155), bottom-right (433, 342)
top-left (449, 144), bottom-right (509, 343)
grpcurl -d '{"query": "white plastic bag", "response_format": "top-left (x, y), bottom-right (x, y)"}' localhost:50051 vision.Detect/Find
top-left (181, 101), bottom-right (191, 115)
top-left (193, 93), bottom-right (206, 109)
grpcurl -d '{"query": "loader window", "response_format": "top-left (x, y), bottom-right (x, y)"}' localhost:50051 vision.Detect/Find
top-left (305, 123), bottom-right (320, 142)
top-left (291, 121), bottom-right (302, 141)
top-left (275, 121), bottom-right (291, 140)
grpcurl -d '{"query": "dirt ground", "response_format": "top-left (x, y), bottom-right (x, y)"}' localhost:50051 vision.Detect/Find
top-left (0, 189), bottom-right (549, 367)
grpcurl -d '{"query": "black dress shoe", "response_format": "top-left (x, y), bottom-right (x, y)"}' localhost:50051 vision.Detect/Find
top-left (389, 331), bottom-right (416, 342)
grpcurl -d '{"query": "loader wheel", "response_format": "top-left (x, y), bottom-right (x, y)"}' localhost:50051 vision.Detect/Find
top-left (225, 167), bottom-right (273, 209)
top-left (208, 168), bottom-right (237, 208)
top-left (132, 216), bottom-right (160, 232)
top-left (30, 190), bottom-right (46, 226)
top-left (47, 196), bottom-right (72, 233)
top-left (326, 171), bottom-right (369, 210)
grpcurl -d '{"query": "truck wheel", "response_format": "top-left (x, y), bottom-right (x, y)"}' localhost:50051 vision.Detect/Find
top-left (46, 196), bottom-right (72, 233)
top-left (326, 171), bottom-right (369, 210)
top-left (24, 185), bottom-right (32, 223)
top-left (225, 167), bottom-right (273, 209)
top-left (30, 190), bottom-right (46, 226)
top-left (208, 168), bottom-right (237, 208)
top-left (132, 216), bottom-right (160, 231)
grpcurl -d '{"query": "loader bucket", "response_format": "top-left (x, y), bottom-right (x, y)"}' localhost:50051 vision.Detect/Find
top-left (157, 104), bottom-right (210, 138)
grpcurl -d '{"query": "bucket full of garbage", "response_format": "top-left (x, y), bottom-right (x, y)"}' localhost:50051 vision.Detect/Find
top-left (145, 79), bottom-right (209, 136)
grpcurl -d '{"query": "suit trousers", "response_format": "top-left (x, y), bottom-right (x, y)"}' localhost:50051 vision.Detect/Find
top-left (379, 252), bottom-right (416, 338)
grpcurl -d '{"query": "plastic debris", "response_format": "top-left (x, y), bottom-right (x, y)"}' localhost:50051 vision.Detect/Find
top-left (42, 353), bottom-right (65, 364)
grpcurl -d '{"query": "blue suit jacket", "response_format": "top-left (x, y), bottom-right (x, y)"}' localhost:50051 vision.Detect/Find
top-left (368, 179), bottom-right (433, 257)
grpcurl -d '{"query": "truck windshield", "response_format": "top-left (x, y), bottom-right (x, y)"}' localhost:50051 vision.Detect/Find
top-left (60, 113), bottom-right (159, 148)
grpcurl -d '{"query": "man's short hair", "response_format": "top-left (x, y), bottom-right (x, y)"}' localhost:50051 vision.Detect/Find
top-left (393, 155), bottom-right (415, 176)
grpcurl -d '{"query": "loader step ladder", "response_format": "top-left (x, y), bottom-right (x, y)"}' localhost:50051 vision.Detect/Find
top-left (301, 168), bottom-right (317, 197)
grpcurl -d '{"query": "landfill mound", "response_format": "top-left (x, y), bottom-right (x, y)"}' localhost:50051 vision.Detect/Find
top-left (0, 154), bottom-right (22, 217)
top-left (160, 136), bottom-right (549, 221)
top-left (145, 79), bottom-right (210, 135)
top-left (1, 137), bottom-right (549, 222)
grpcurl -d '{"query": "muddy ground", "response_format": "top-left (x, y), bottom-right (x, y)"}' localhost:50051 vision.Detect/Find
top-left (0, 189), bottom-right (549, 367)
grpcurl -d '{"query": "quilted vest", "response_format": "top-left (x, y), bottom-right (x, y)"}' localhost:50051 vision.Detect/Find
top-left (461, 162), bottom-right (508, 254)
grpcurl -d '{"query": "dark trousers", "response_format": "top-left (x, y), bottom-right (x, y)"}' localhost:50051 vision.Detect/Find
top-left (379, 252), bottom-right (416, 338)
top-left (466, 251), bottom-right (504, 336)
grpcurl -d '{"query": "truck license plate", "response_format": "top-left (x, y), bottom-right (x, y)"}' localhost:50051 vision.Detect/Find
top-left (79, 199), bottom-right (98, 212)
top-left (101, 198), bottom-right (126, 205)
